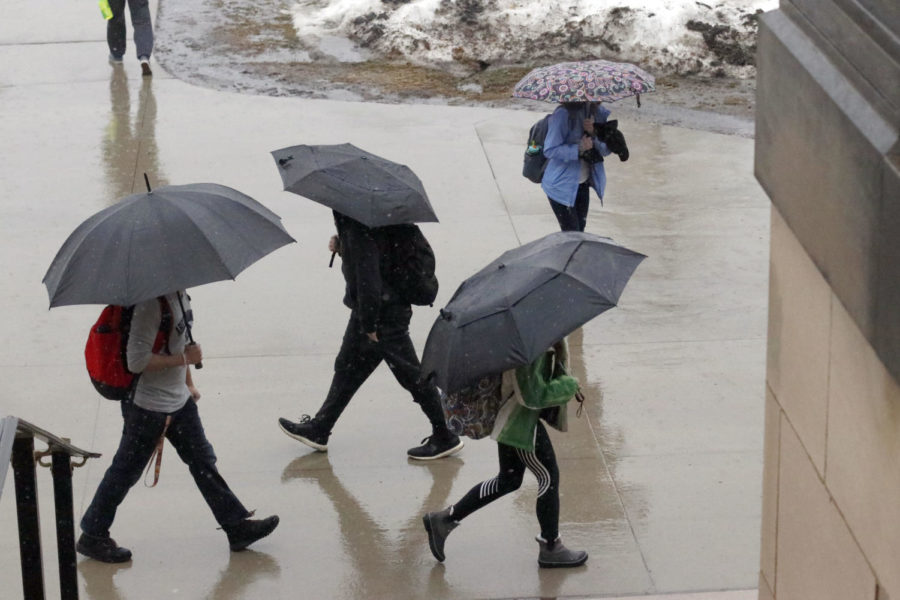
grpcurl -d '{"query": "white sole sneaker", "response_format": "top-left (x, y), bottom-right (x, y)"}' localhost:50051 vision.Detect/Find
top-left (278, 421), bottom-right (328, 452)
top-left (408, 439), bottom-right (464, 461)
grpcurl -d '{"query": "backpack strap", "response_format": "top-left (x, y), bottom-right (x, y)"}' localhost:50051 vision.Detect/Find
top-left (152, 297), bottom-right (173, 355)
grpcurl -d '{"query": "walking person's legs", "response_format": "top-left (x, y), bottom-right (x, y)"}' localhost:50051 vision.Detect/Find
top-left (423, 424), bottom-right (586, 567)
top-left (78, 400), bottom-right (166, 562)
top-left (423, 442), bottom-right (525, 561)
top-left (106, 0), bottom-right (128, 61)
top-left (279, 314), bottom-right (382, 450)
top-left (528, 423), bottom-right (586, 568)
top-left (573, 182), bottom-right (591, 232)
top-left (376, 306), bottom-right (463, 459)
top-left (547, 197), bottom-right (580, 232)
top-left (126, 0), bottom-right (154, 75)
top-left (166, 400), bottom-right (279, 551)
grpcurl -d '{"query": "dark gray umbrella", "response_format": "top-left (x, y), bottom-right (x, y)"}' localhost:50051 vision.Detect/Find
top-left (271, 143), bottom-right (438, 227)
top-left (43, 182), bottom-right (296, 308)
top-left (420, 231), bottom-right (645, 394)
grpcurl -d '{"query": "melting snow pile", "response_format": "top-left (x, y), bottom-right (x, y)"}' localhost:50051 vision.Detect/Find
top-left (291, 0), bottom-right (777, 77)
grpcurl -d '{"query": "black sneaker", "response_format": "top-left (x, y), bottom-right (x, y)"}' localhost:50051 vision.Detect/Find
top-left (225, 515), bottom-right (280, 551)
top-left (139, 57), bottom-right (152, 77)
top-left (536, 536), bottom-right (588, 568)
top-left (423, 508), bottom-right (458, 562)
top-left (278, 415), bottom-right (329, 451)
top-left (76, 533), bottom-right (132, 563)
top-left (408, 433), bottom-right (464, 460)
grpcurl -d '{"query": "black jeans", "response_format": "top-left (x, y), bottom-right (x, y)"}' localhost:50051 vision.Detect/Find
top-left (80, 398), bottom-right (249, 538)
top-left (314, 305), bottom-right (449, 436)
top-left (449, 422), bottom-right (560, 540)
top-left (548, 182), bottom-right (591, 232)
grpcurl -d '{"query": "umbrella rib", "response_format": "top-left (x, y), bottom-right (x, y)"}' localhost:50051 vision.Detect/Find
top-left (167, 194), bottom-right (284, 280)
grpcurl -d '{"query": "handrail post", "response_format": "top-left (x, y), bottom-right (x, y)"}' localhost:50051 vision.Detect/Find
top-left (51, 450), bottom-right (79, 600)
top-left (12, 435), bottom-right (45, 600)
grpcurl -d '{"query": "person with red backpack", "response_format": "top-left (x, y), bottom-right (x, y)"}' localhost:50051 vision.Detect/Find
top-left (278, 211), bottom-right (463, 460)
top-left (77, 290), bottom-right (279, 563)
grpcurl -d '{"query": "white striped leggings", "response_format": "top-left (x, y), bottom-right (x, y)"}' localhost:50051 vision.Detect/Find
top-left (449, 422), bottom-right (560, 540)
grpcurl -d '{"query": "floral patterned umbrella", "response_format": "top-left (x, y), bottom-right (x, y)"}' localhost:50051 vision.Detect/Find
top-left (512, 59), bottom-right (655, 105)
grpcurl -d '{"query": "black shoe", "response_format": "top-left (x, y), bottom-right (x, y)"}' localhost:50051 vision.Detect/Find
top-left (76, 533), bottom-right (132, 563)
top-left (139, 57), bottom-right (152, 77)
top-left (423, 508), bottom-right (458, 562)
top-left (536, 536), bottom-right (588, 568)
top-left (407, 433), bottom-right (464, 460)
top-left (225, 515), bottom-right (280, 551)
top-left (278, 415), bottom-right (329, 451)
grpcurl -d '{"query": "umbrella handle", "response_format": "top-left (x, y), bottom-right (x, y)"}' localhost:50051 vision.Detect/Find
top-left (187, 341), bottom-right (203, 370)
top-left (329, 251), bottom-right (336, 268)
top-left (176, 291), bottom-right (202, 369)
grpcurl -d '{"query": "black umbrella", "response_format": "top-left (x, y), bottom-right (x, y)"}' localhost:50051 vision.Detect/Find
top-left (420, 231), bottom-right (645, 394)
top-left (43, 181), bottom-right (296, 308)
top-left (271, 143), bottom-right (438, 227)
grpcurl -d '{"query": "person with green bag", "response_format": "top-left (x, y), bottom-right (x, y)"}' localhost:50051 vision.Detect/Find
top-left (422, 339), bottom-right (588, 568)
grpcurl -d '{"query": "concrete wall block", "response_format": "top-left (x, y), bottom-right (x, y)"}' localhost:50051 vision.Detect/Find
top-left (873, 152), bottom-right (900, 385)
top-left (767, 207), bottom-right (830, 473)
top-left (760, 388), bottom-right (781, 588)
top-left (776, 414), bottom-right (876, 599)
top-left (756, 9), bottom-right (900, 383)
top-left (826, 298), bottom-right (900, 599)
top-left (784, 0), bottom-right (900, 122)
top-left (759, 572), bottom-right (775, 600)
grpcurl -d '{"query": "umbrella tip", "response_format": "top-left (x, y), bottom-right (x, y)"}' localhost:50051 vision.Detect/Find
top-left (439, 309), bottom-right (453, 321)
top-left (278, 155), bottom-right (293, 167)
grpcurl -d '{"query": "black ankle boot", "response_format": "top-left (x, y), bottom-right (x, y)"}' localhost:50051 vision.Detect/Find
top-left (76, 532), bottom-right (132, 563)
top-left (225, 515), bottom-right (280, 551)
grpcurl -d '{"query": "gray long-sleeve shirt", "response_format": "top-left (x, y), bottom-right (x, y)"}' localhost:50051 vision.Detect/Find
top-left (126, 292), bottom-right (191, 413)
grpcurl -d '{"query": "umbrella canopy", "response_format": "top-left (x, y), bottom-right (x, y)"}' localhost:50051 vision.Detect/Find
top-left (420, 231), bottom-right (645, 394)
top-left (43, 183), bottom-right (295, 308)
top-left (512, 59), bottom-right (655, 104)
top-left (271, 143), bottom-right (438, 227)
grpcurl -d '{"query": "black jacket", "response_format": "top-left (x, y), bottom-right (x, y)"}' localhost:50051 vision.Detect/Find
top-left (333, 212), bottom-right (403, 332)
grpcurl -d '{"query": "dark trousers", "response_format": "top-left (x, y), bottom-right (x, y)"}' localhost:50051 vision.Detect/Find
top-left (107, 0), bottom-right (153, 59)
top-left (449, 422), bottom-right (560, 540)
top-left (80, 398), bottom-right (249, 538)
top-left (314, 306), bottom-right (449, 436)
top-left (548, 182), bottom-right (591, 232)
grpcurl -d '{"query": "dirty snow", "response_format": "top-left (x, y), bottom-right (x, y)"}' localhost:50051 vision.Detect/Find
top-left (291, 0), bottom-right (777, 77)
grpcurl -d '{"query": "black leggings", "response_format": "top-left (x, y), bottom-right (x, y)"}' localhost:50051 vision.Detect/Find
top-left (449, 422), bottom-right (560, 540)
top-left (548, 181), bottom-right (591, 232)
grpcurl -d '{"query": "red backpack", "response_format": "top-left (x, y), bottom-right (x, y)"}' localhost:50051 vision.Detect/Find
top-left (85, 298), bottom-right (172, 400)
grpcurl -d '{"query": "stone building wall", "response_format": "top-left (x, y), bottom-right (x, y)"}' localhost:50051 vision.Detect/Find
top-left (755, 2), bottom-right (899, 599)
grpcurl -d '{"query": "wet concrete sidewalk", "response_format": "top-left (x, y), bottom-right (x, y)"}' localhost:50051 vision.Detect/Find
top-left (0, 3), bottom-right (768, 599)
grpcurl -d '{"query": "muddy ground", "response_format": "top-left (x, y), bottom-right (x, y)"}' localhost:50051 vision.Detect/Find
top-left (154, 0), bottom-right (759, 137)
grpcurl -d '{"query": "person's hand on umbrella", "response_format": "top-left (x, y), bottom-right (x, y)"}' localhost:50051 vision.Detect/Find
top-left (579, 136), bottom-right (593, 152)
top-left (366, 331), bottom-right (379, 343)
top-left (184, 343), bottom-right (203, 366)
top-left (328, 234), bottom-right (341, 255)
top-left (582, 115), bottom-right (595, 135)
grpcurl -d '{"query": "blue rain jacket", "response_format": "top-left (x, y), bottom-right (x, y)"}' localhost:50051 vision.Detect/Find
top-left (540, 103), bottom-right (612, 207)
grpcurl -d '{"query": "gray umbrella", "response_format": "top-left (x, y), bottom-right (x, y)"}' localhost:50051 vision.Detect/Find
top-left (271, 143), bottom-right (438, 227)
top-left (43, 182), bottom-right (296, 308)
top-left (420, 231), bottom-right (645, 394)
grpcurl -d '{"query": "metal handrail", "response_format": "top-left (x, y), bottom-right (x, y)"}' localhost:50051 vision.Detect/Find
top-left (3, 415), bottom-right (102, 600)
top-left (16, 417), bottom-right (100, 469)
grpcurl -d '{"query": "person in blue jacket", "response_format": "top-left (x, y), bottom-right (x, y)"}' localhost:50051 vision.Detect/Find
top-left (541, 101), bottom-right (612, 232)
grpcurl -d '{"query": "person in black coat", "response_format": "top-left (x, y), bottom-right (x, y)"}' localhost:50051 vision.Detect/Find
top-left (278, 211), bottom-right (463, 460)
